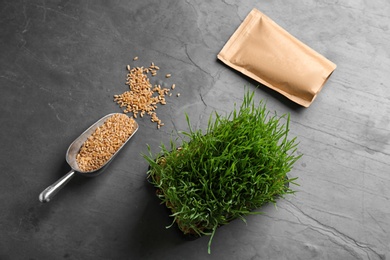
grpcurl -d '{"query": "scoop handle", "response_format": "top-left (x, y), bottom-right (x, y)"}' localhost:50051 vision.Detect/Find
top-left (39, 170), bottom-right (76, 202)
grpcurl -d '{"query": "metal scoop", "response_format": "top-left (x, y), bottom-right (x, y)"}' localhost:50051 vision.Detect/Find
top-left (39, 113), bottom-right (138, 203)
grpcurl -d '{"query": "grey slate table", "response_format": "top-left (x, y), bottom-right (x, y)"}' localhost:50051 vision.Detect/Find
top-left (1, 1), bottom-right (389, 259)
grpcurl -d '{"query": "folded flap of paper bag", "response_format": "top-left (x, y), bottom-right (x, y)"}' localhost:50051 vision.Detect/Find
top-left (218, 8), bottom-right (336, 107)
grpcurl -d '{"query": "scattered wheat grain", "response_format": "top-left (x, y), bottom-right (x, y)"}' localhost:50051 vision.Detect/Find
top-left (113, 59), bottom-right (175, 129)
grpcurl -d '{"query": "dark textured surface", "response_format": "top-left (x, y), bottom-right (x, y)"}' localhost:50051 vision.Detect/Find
top-left (1, 1), bottom-right (389, 259)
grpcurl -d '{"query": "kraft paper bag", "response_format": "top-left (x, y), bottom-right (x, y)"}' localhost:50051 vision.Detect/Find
top-left (218, 8), bottom-right (336, 107)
